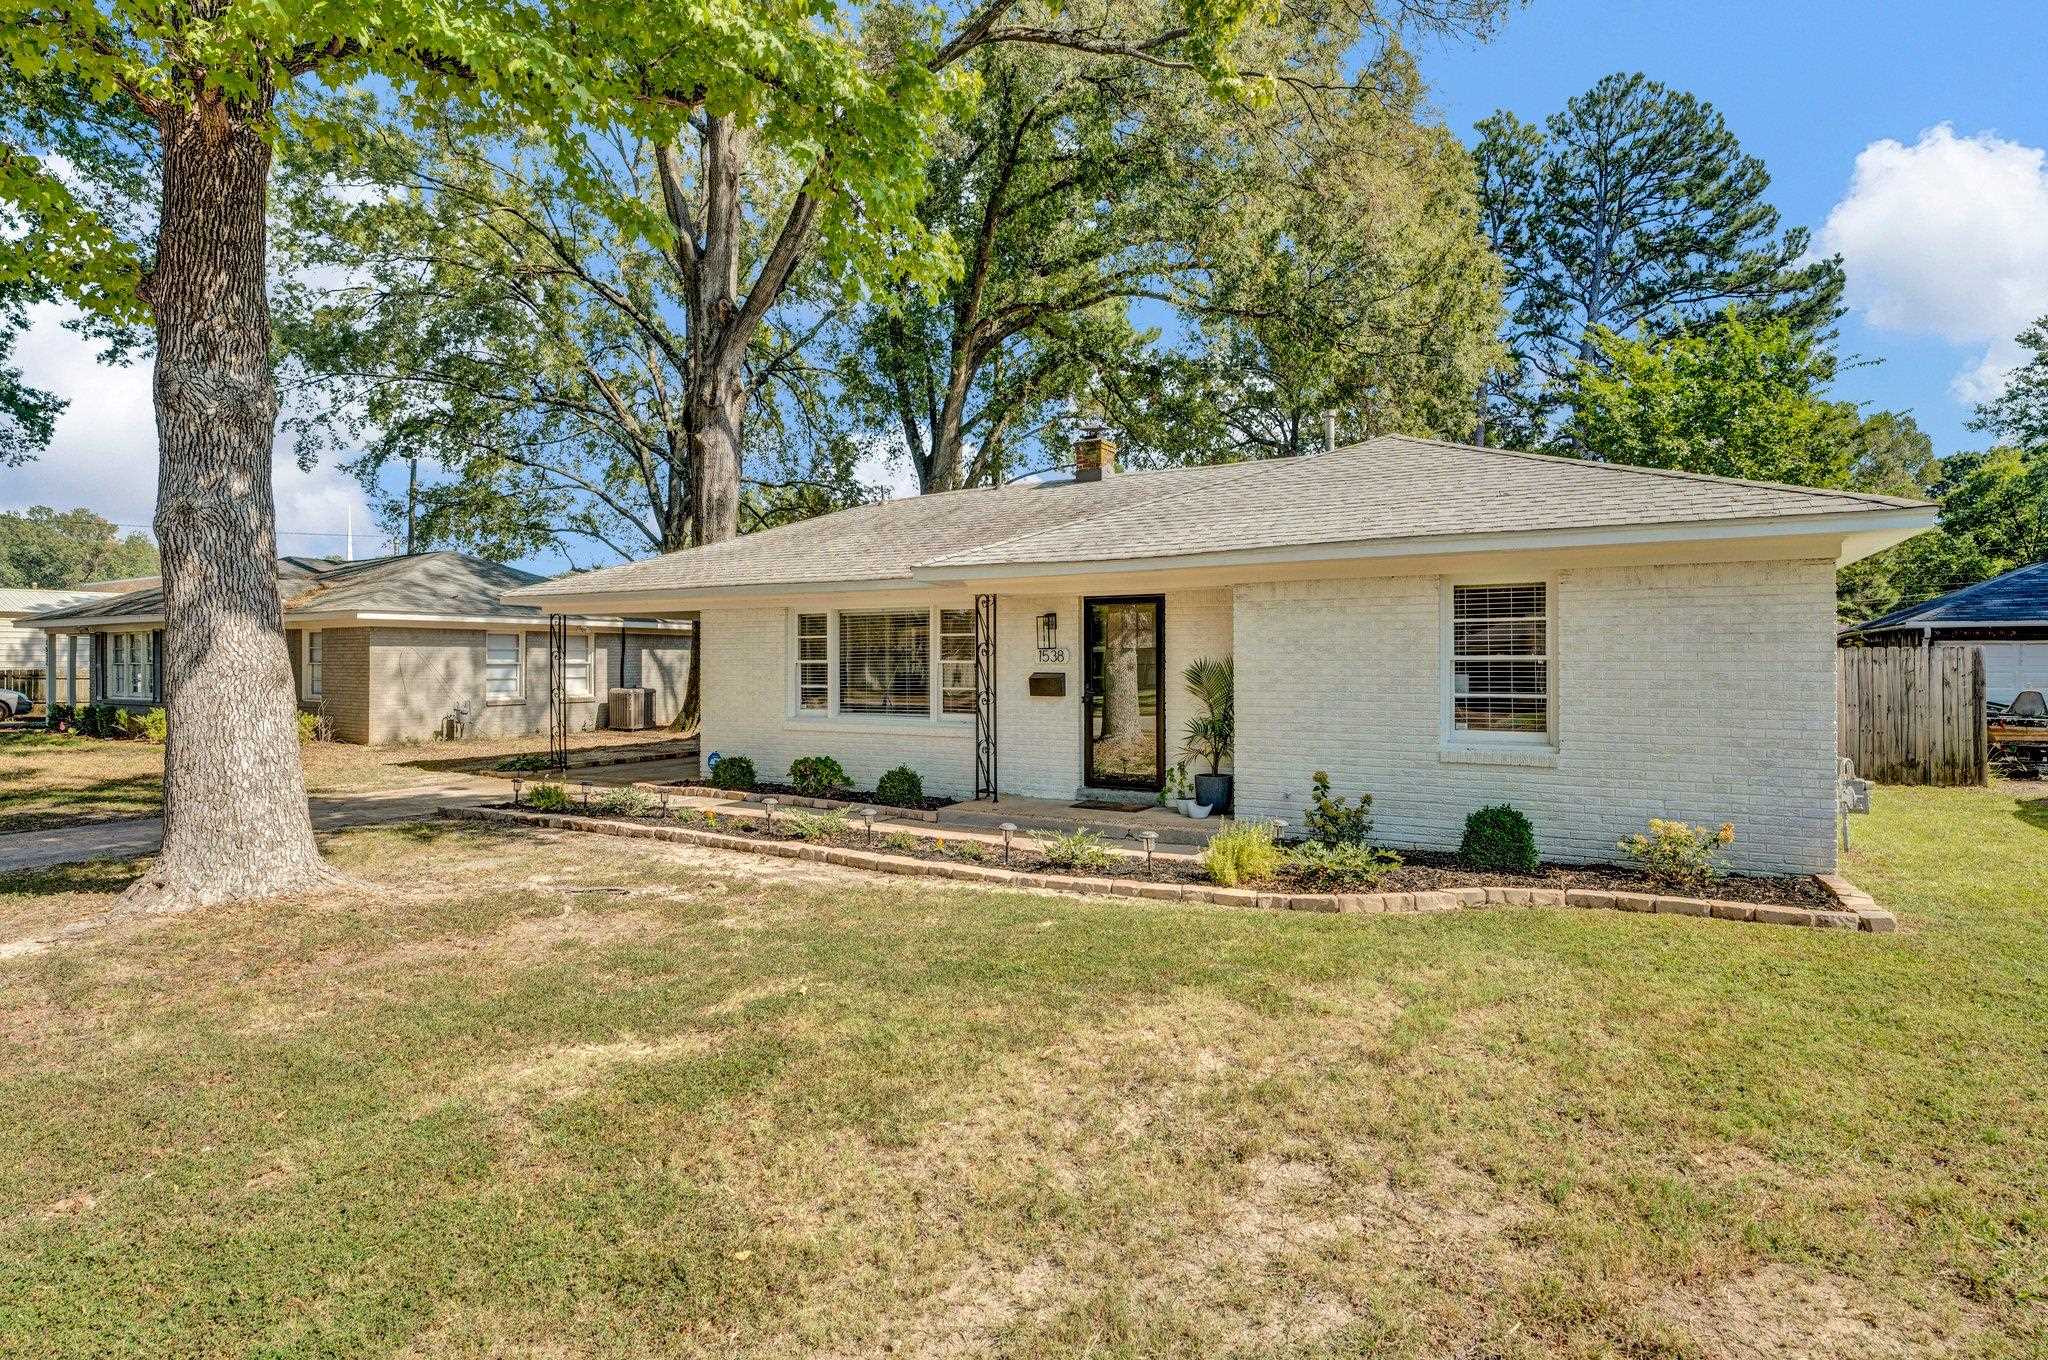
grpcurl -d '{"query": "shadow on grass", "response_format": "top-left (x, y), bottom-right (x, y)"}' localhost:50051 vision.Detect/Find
top-left (2017, 798), bottom-right (2048, 833)
top-left (0, 857), bottom-right (142, 899)
top-left (0, 773), bottom-right (163, 834)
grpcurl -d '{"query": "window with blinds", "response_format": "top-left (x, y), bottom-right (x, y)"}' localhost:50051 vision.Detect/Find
top-left (485, 632), bottom-right (522, 701)
top-left (562, 633), bottom-right (592, 698)
top-left (939, 609), bottom-right (975, 715)
top-left (838, 612), bottom-right (930, 715)
top-left (304, 632), bottom-right (324, 698)
top-left (796, 614), bottom-right (828, 710)
top-left (1450, 583), bottom-right (1549, 738)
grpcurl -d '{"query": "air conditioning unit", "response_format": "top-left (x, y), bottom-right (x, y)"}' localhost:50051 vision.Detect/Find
top-left (607, 686), bottom-right (653, 731)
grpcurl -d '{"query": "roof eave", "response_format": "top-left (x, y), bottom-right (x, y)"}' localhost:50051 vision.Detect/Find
top-left (911, 507), bottom-right (1939, 583)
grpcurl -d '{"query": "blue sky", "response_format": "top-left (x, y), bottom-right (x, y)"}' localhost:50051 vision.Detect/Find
top-left (1415, 0), bottom-right (2048, 457)
top-left (8, 0), bottom-right (2046, 565)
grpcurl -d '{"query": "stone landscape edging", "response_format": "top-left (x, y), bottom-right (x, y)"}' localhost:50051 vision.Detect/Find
top-left (442, 805), bottom-right (1897, 934)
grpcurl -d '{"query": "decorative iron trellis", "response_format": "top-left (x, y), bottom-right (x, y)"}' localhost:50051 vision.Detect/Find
top-left (547, 614), bottom-right (570, 772)
top-left (973, 594), bottom-right (998, 801)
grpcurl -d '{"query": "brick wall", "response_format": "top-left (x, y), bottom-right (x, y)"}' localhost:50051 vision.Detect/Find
top-left (699, 588), bottom-right (1231, 800)
top-left (316, 628), bottom-right (373, 743)
top-left (365, 626), bottom-right (615, 743)
top-left (1230, 560), bottom-right (1840, 874)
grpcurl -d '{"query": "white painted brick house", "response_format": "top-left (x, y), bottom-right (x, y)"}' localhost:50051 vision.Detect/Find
top-left (509, 435), bottom-right (1935, 873)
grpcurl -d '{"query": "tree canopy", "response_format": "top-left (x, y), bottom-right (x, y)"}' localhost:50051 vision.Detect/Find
top-left (1473, 72), bottom-right (1844, 447)
top-left (0, 505), bottom-right (160, 588)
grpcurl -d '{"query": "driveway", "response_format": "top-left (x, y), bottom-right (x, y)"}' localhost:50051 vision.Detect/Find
top-left (0, 776), bottom-right (506, 873)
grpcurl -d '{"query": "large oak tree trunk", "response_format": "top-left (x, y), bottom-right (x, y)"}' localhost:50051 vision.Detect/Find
top-left (122, 95), bottom-right (336, 911)
top-left (688, 375), bottom-right (745, 545)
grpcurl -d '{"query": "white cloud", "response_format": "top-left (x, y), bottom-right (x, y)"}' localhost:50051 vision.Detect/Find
top-left (1819, 124), bottom-right (2048, 401)
top-left (853, 436), bottom-right (922, 500)
top-left (4, 304), bottom-right (386, 558)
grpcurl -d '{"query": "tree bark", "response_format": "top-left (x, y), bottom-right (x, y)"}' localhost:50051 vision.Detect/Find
top-left (687, 375), bottom-right (746, 546)
top-left (121, 92), bottom-right (337, 912)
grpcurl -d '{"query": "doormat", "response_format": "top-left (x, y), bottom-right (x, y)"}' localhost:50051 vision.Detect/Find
top-left (1071, 799), bottom-right (1147, 811)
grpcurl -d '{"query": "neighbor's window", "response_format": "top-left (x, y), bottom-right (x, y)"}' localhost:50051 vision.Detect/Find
top-left (562, 633), bottom-right (592, 699)
top-left (796, 614), bottom-right (828, 710)
top-left (939, 609), bottom-right (976, 715)
top-left (839, 612), bottom-right (930, 716)
top-left (109, 630), bottom-right (152, 700)
top-left (485, 632), bottom-right (522, 701)
top-left (1449, 583), bottom-right (1550, 741)
top-left (304, 631), bottom-right (324, 699)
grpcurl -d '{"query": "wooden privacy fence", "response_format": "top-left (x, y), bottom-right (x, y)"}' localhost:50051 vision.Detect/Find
top-left (1837, 643), bottom-right (1987, 786)
top-left (0, 669), bottom-right (43, 703)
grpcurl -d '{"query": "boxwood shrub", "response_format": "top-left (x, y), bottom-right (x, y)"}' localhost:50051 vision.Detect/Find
top-left (709, 754), bottom-right (757, 791)
top-left (1459, 803), bottom-right (1538, 873)
top-left (788, 755), bottom-right (851, 797)
top-left (875, 765), bottom-right (924, 807)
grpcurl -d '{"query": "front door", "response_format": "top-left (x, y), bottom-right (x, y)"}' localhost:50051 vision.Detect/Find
top-left (1083, 596), bottom-right (1165, 790)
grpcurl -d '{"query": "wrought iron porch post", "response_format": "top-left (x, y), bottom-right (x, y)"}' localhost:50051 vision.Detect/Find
top-left (548, 614), bottom-right (569, 771)
top-left (974, 594), bottom-right (998, 801)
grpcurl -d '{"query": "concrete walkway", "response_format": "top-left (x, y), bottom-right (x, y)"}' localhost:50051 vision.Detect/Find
top-left (0, 776), bottom-right (507, 874)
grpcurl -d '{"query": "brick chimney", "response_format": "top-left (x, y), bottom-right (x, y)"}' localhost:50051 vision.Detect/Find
top-left (1073, 427), bottom-right (1117, 482)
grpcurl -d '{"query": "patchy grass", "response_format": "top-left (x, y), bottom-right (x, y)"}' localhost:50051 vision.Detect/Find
top-left (0, 729), bottom-right (677, 833)
top-left (0, 785), bottom-right (2042, 1357)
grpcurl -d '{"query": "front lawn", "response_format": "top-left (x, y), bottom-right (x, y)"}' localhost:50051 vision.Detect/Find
top-left (1, 783), bottom-right (2042, 1357)
top-left (0, 728), bottom-right (676, 834)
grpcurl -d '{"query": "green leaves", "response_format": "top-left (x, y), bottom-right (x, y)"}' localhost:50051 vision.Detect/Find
top-left (1566, 311), bottom-right (1859, 487)
top-left (1475, 72), bottom-right (1846, 446)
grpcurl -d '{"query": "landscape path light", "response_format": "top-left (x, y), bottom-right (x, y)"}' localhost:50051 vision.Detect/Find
top-left (511, 776), bottom-right (524, 807)
top-left (1137, 829), bottom-right (1158, 872)
top-left (857, 807), bottom-right (877, 845)
top-left (999, 823), bottom-right (1017, 865)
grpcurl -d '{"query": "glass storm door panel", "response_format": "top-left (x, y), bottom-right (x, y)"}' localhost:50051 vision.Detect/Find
top-left (1084, 597), bottom-right (1164, 790)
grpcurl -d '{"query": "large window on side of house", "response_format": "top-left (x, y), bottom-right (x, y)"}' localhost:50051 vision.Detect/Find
top-left (839, 612), bottom-right (931, 716)
top-left (1448, 582), bottom-right (1550, 742)
top-left (796, 614), bottom-right (828, 710)
top-left (108, 630), bottom-right (152, 700)
top-left (485, 632), bottom-right (523, 702)
top-left (562, 633), bottom-right (592, 699)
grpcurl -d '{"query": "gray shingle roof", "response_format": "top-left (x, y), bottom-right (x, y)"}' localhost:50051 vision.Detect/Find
top-left (27, 552), bottom-right (556, 625)
top-left (1845, 561), bottom-right (2048, 633)
top-left (509, 435), bottom-right (1930, 602)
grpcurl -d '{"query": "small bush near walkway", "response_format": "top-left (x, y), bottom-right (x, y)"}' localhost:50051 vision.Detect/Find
top-left (709, 755), bottom-right (757, 791)
top-left (1202, 820), bottom-right (1283, 886)
top-left (788, 755), bottom-right (851, 797)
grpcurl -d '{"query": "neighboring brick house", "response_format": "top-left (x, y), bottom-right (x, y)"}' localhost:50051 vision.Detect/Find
top-left (506, 435), bottom-right (1937, 874)
top-left (26, 552), bottom-right (691, 745)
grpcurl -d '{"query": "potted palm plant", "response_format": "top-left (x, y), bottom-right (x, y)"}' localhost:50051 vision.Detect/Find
top-left (1180, 657), bottom-right (1233, 813)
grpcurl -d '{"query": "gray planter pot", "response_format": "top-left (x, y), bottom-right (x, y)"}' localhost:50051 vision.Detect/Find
top-left (1193, 773), bottom-right (1232, 813)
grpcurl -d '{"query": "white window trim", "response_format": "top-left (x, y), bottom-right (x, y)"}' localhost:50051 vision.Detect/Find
top-left (107, 628), bottom-right (154, 701)
top-left (484, 630), bottom-right (525, 706)
top-left (788, 606), bottom-right (975, 725)
top-left (561, 629), bottom-right (596, 701)
top-left (302, 629), bottom-right (323, 700)
top-left (1439, 576), bottom-right (1556, 751)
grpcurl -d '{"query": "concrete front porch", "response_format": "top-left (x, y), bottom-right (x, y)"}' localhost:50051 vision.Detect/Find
top-left (934, 795), bottom-right (1227, 848)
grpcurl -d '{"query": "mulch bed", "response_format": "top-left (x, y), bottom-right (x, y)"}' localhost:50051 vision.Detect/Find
top-left (498, 802), bottom-right (1829, 908)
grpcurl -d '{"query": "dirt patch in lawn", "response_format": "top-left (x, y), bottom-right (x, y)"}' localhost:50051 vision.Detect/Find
top-left (1649, 1262), bottom-right (1988, 1358)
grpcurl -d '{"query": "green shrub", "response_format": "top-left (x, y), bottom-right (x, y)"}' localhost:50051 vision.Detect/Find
top-left (595, 788), bottom-right (655, 817)
top-left (1037, 827), bottom-right (1116, 873)
top-left (788, 755), bottom-right (851, 797)
top-left (1202, 821), bottom-right (1283, 886)
top-left (880, 831), bottom-right (922, 852)
top-left (1460, 804), bottom-right (1539, 873)
top-left (709, 755), bottom-right (757, 791)
top-left (1304, 770), bottom-right (1373, 846)
top-left (946, 839), bottom-right (993, 863)
top-left (1279, 843), bottom-right (1401, 891)
top-left (528, 783), bottom-right (573, 812)
top-left (1618, 818), bottom-right (1734, 889)
top-left (134, 708), bottom-right (168, 744)
top-left (783, 810), bottom-right (850, 841)
top-left (296, 711), bottom-right (322, 744)
top-left (47, 703), bottom-right (73, 728)
top-left (875, 765), bottom-right (925, 807)
top-left (498, 752), bottom-right (551, 772)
